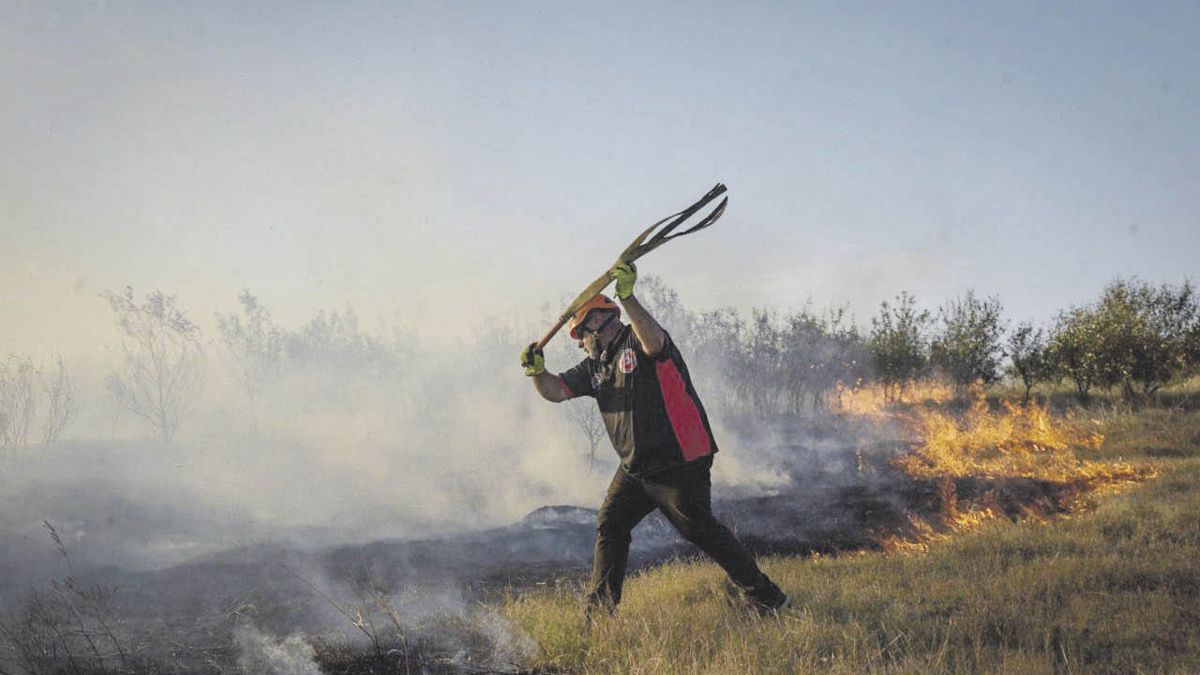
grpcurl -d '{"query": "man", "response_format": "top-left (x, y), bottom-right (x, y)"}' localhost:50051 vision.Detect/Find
top-left (520, 262), bottom-right (789, 619)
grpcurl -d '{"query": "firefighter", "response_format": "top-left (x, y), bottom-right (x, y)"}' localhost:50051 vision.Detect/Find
top-left (521, 262), bottom-right (789, 620)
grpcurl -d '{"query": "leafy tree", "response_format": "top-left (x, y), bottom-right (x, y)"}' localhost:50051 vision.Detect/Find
top-left (216, 290), bottom-right (284, 435)
top-left (780, 308), bottom-right (826, 414)
top-left (1047, 306), bottom-right (1105, 402)
top-left (1006, 322), bottom-right (1052, 404)
top-left (869, 292), bottom-right (931, 400)
top-left (1049, 279), bottom-right (1199, 403)
top-left (1094, 278), bottom-right (1199, 398)
top-left (103, 287), bottom-right (206, 443)
top-left (739, 309), bottom-right (787, 416)
top-left (780, 305), bottom-right (867, 412)
top-left (690, 307), bottom-right (744, 413)
top-left (632, 277), bottom-right (871, 416)
top-left (930, 291), bottom-right (1006, 395)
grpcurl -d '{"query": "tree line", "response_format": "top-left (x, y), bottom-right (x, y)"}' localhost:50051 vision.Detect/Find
top-left (2, 276), bottom-right (1197, 449)
top-left (637, 276), bottom-right (1200, 417)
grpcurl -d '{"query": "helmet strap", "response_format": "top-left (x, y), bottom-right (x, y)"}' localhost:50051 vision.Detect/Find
top-left (593, 309), bottom-right (617, 336)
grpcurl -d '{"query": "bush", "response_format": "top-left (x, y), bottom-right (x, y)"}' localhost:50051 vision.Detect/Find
top-left (1048, 278), bottom-right (1199, 403)
top-left (1099, 279), bottom-right (1198, 397)
top-left (0, 354), bottom-right (76, 452)
top-left (216, 290), bottom-right (285, 435)
top-left (638, 277), bottom-right (868, 418)
top-left (930, 291), bottom-right (1006, 394)
top-left (870, 292), bottom-right (931, 400)
top-left (1047, 306), bottom-right (1106, 401)
top-left (103, 287), bottom-right (206, 444)
top-left (1006, 322), bottom-right (1053, 404)
top-left (0, 355), bottom-right (36, 451)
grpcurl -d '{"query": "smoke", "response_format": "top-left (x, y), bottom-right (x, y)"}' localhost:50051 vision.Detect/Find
top-left (0, 309), bottom-right (622, 580)
top-left (0, 279), bottom-right (894, 671)
top-left (224, 572), bottom-right (535, 674)
top-left (388, 584), bottom-right (537, 671)
top-left (0, 276), bottom-right (891, 588)
top-left (234, 625), bottom-right (323, 675)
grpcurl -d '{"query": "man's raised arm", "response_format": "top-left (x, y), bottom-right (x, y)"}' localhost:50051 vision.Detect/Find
top-left (611, 263), bottom-right (666, 357)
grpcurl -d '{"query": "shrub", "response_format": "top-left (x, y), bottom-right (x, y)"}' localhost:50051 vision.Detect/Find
top-left (930, 291), bottom-right (1006, 395)
top-left (103, 287), bottom-right (206, 444)
top-left (1006, 322), bottom-right (1053, 404)
top-left (870, 292), bottom-right (931, 400)
top-left (1048, 278), bottom-right (1199, 403)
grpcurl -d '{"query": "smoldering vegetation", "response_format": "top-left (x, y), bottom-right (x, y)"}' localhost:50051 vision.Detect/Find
top-left (1, 277), bottom-right (1197, 673)
top-left (0, 278), bottom-right (901, 673)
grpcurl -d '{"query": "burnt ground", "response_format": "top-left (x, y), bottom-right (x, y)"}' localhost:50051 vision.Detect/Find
top-left (0, 437), bottom-right (1111, 675)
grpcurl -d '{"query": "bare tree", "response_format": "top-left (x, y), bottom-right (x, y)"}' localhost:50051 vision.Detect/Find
top-left (565, 398), bottom-right (606, 472)
top-left (0, 354), bottom-right (37, 453)
top-left (40, 355), bottom-right (76, 448)
top-left (103, 287), bottom-right (206, 444)
top-left (216, 290), bottom-right (283, 436)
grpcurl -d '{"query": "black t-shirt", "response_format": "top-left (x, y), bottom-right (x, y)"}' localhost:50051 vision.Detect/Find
top-left (559, 324), bottom-right (718, 477)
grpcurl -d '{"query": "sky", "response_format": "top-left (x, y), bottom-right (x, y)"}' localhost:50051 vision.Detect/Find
top-left (2, 0), bottom-right (1198, 361)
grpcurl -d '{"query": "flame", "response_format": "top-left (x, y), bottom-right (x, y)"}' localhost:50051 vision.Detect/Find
top-left (835, 380), bottom-right (955, 418)
top-left (837, 381), bottom-right (1155, 552)
top-left (892, 394), bottom-right (1138, 484)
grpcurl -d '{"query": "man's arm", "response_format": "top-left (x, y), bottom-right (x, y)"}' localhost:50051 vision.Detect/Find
top-left (530, 372), bottom-right (573, 403)
top-left (521, 343), bottom-right (577, 402)
top-left (620, 293), bottom-right (667, 357)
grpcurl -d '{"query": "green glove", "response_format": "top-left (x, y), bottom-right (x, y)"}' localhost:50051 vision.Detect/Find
top-left (611, 261), bottom-right (637, 300)
top-left (520, 342), bottom-right (545, 377)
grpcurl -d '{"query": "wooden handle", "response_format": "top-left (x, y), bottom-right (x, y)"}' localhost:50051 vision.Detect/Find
top-left (534, 184), bottom-right (728, 351)
top-left (534, 268), bottom-right (616, 350)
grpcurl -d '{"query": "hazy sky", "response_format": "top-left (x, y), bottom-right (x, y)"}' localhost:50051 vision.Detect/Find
top-left (3, 1), bottom-right (1198, 359)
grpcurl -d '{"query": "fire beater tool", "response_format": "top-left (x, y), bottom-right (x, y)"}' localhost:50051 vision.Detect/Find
top-left (533, 183), bottom-right (728, 351)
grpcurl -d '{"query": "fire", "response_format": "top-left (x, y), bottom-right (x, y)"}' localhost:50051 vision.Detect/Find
top-left (836, 381), bottom-right (1155, 551)
top-left (893, 396), bottom-right (1127, 483)
top-left (835, 380), bottom-right (955, 417)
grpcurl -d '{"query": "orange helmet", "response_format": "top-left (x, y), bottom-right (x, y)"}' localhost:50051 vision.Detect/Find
top-left (568, 294), bottom-right (621, 339)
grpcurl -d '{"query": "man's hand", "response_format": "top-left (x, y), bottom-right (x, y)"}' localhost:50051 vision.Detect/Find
top-left (611, 262), bottom-right (637, 300)
top-left (520, 342), bottom-right (546, 376)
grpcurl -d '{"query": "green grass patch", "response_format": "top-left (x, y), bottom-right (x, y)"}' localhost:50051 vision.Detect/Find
top-left (1084, 407), bottom-right (1200, 462)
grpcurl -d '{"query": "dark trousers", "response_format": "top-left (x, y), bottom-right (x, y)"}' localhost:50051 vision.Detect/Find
top-left (587, 457), bottom-right (785, 612)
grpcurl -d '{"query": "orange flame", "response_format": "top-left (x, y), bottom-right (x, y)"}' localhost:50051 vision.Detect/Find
top-left (890, 394), bottom-right (1144, 486)
top-left (837, 381), bottom-right (1154, 551)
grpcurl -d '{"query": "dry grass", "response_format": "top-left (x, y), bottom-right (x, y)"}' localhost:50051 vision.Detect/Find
top-left (501, 391), bottom-right (1200, 674)
top-left (893, 395), bottom-right (1149, 485)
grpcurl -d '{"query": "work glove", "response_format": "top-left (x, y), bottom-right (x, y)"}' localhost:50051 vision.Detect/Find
top-left (611, 261), bottom-right (637, 300)
top-left (520, 342), bottom-right (545, 377)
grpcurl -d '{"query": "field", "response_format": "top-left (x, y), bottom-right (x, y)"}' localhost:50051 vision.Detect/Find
top-left (501, 391), bottom-right (1200, 674)
top-left (3, 385), bottom-right (1197, 674)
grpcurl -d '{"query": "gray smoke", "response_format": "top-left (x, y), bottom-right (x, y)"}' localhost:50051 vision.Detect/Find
top-left (234, 625), bottom-right (323, 675)
top-left (1, 282), bottom-right (893, 672)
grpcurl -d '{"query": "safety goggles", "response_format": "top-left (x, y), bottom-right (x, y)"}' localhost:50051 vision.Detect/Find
top-left (578, 309), bottom-right (616, 338)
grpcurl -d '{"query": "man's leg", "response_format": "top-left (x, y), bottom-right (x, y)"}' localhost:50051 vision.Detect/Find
top-left (587, 467), bottom-right (656, 617)
top-left (645, 458), bottom-right (787, 611)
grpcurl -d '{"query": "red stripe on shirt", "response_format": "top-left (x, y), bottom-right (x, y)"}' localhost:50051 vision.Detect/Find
top-left (655, 360), bottom-right (712, 461)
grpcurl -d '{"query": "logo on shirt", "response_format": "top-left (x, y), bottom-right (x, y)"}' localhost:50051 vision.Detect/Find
top-left (617, 348), bottom-right (638, 374)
